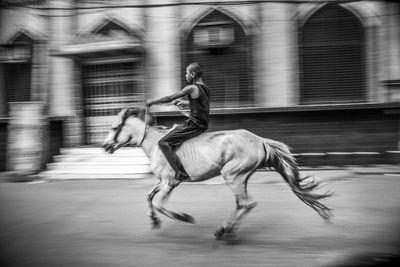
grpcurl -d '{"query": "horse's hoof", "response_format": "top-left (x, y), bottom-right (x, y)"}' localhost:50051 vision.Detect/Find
top-left (178, 213), bottom-right (196, 224)
top-left (151, 218), bottom-right (161, 229)
top-left (152, 222), bottom-right (161, 229)
top-left (213, 227), bottom-right (226, 240)
top-left (224, 231), bottom-right (237, 239)
top-left (214, 227), bottom-right (237, 240)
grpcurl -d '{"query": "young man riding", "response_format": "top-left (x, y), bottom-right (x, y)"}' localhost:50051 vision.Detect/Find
top-left (145, 62), bottom-right (210, 181)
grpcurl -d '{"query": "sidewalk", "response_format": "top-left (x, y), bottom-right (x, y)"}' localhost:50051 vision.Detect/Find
top-left (1, 164), bottom-right (399, 184)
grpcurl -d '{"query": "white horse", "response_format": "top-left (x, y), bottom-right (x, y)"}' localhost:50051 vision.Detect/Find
top-left (103, 107), bottom-right (333, 239)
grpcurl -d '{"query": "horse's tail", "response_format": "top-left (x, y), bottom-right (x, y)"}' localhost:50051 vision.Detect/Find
top-left (262, 139), bottom-right (333, 221)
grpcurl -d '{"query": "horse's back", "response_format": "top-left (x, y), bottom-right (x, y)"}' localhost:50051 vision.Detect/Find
top-left (180, 128), bottom-right (263, 161)
top-left (188, 128), bottom-right (261, 146)
top-left (186, 129), bottom-right (265, 179)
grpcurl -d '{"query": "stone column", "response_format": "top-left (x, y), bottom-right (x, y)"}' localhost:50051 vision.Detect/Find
top-left (144, 0), bottom-right (180, 110)
top-left (0, 8), bottom-right (3, 116)
top-left (0, 63), bottom-right (5, 116)
top-left (385, 1), bottom-right (400, 102)
top-left (7, 102), bottom-right (44, 176)
top-left (257, 3), bottom-right (297, 107)
top-left (48, 0), bottom-right (81, 146)
top-left (49, 0), bottom-right (74, 117)
top-left (385, 2), bottom-right (400, 151)
top-left (31, 42), bottom-right (48, 103)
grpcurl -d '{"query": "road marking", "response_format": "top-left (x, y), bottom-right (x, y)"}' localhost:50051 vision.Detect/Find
top-left (27, 180), bottom-right (47, 185)
top-left (383, 173), bottom-right (400, 177)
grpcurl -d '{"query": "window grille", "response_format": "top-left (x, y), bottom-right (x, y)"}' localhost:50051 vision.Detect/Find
top-left (82, 61), bottom-right (144, 144)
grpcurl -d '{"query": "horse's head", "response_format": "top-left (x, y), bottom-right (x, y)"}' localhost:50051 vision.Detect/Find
top-left (102, 107), bottom-right (153, 154)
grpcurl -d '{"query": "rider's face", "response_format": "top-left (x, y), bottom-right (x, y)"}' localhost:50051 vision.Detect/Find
top-left (185, 68), bottom-right (194, 84)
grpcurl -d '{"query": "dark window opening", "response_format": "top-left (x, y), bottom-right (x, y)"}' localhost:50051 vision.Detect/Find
top-left (299, 4), bottom-right (366, 104)
top-left (183, 10), bottom-right (253, 108)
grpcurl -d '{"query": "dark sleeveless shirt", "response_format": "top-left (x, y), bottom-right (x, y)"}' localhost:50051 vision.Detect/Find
top-left (188, 84), bottom-right (210, 129)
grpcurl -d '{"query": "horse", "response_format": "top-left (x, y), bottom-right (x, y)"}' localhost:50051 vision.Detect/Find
top-left (102, 107), bottom-right (333, 239)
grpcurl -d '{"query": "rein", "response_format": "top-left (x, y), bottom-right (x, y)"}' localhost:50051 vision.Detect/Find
top-left (137, 106), bottom-right (149, 147)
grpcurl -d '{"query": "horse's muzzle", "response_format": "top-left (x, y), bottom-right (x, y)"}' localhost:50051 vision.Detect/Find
top-left (102, 142), bottom-right (118, 154)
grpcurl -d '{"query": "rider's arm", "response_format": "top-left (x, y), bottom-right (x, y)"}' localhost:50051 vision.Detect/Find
top-left (146, 85), bottom-right (195, 106)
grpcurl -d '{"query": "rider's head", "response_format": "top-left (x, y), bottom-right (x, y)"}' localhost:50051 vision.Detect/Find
top-left (185, 62), bottom-right (203, 84)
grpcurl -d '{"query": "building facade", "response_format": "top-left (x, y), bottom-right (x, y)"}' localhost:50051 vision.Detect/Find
top-left (0, 0), bottom-right (399, 169)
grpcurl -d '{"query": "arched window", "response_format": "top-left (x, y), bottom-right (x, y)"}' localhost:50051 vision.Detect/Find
top-left (92, 20), bottom-right (133, 41)
top-left (1, 33), bottom-right (33, 113)
top-left (299, 4), bottom-right (365, 104)
top-left (182, 10), bottom-right (253, 108)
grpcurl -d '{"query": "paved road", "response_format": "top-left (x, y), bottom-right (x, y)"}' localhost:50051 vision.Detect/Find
top-left (0, 172), bottom-right (399, 267)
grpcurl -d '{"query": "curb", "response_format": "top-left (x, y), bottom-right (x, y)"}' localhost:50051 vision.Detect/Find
top-left (0, 171), bottom-right (39, 183)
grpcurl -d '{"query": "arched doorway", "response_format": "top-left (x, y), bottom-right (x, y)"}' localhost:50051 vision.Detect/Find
top-left (182, 10), bottom-right (253, 108)
top-left (75, 20), bottom-right (145, 144)
top-left (299, 4), bottom-right (366, 104)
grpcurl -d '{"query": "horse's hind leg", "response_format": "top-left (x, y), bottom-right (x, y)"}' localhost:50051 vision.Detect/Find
top-left (215, 174), bottom-right (257, 239)
top-left (147, 179), bottom-right (162, 228)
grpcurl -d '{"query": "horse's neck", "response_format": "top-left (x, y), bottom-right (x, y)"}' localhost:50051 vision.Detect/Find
top-left (141, 126), bottom-right (164, 157)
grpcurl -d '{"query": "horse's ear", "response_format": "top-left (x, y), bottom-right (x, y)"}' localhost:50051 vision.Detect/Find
top-left (133, 107), bottom-right (144, 119)
top-left (123, 107), bottom-right (154, 123)
top-left (118, 107), bottom-right (129, 116)
top-left (133, 107), bottom-right (154, 125)
top-left (125, 107), bottom-right (140, 118)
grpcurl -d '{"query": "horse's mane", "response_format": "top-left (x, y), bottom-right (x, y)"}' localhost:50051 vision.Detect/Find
top-left (122, 107), bottom-right (178, 133)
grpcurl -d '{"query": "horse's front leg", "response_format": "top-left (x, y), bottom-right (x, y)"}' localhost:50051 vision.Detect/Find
top-left (153, 179), bottom-right (196, 224)
top-left (147, 179), bottom-right (162, 229)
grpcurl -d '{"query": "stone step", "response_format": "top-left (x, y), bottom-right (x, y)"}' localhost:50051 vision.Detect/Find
top-left (44, 164), bottom-right (151, 174)
top-left (52, 155), bottom-right (150, 164)
top-left (40, 172), bottom-right (154, 180)
top-left (60, 147), bottom-right (146, 156)
top-left (40, 146), bottom-right (152, 180)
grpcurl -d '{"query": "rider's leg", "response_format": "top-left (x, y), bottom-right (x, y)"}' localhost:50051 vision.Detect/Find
top-left (158, 121), bottom-right (204, 181)
top-left (158, 140), bottom-right (189, 180)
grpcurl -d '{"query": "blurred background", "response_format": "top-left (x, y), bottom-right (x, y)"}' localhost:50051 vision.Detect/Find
top-left (0, 0), bottom-right (399, 174)
top-left (1, 2), bottom-right (400, 267)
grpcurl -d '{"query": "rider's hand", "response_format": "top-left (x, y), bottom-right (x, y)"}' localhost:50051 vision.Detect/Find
top-left (145, 100), bottom-right (153, 107)
top-left (172, 99), bottom-right (184, 109)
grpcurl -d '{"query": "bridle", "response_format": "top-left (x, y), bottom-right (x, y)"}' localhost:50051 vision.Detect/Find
top-left (112, 106), bottom-right (149, 148)
top-left (137, 106), bottom-right (149, 147)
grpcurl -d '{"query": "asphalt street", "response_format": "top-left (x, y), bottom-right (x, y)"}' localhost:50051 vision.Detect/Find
top-left (1, 171), bottom-right (400, 267)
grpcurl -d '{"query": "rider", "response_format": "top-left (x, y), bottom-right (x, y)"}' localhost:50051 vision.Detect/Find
top-left (146, 62), bottom-right (210, 181)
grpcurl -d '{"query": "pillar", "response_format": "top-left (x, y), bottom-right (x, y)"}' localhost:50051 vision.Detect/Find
top-left (48, 0), bottom-right (81, 146)
top-left (144, 0), bottom-right (180, 110)
top-left (385, 1), bottom-right (400, 102)
top-left (257, 3), bottom-right (297, 107)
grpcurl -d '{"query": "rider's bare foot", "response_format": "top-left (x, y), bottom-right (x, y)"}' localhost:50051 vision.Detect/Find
top-left (176, 171), bottom-right (190, 181)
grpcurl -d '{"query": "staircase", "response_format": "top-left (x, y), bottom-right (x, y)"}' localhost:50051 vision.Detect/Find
top-left (40, 147), bottom-right (153, 180)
